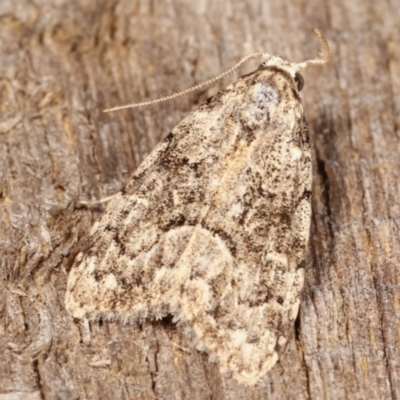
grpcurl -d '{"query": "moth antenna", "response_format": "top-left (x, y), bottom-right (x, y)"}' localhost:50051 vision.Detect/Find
top-left (296, 29), bottom-right (330, 70)
top-left (103, 52), bottom-right (264, 112)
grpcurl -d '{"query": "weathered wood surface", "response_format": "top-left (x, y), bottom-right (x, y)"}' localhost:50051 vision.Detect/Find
top-left (0, 1), bottom-right (399, 399)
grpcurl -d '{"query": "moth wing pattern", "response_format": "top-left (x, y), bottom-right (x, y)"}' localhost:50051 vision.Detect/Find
top-left (66, 65), bottom-right (312, 384)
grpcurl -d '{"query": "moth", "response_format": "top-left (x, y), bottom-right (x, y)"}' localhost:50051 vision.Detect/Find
top-left (66, 30), bottom-right (329, 385)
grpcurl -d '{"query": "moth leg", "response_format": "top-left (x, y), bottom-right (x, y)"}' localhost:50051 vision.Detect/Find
top-left (76, 193), bottom-right (118, 208)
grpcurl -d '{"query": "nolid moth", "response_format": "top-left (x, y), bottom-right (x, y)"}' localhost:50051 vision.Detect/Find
top-left (66, 30), bottom-right (329, 385)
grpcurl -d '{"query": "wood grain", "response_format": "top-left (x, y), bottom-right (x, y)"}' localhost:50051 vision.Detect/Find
top-left (0, 1), bottom-right (399, 399)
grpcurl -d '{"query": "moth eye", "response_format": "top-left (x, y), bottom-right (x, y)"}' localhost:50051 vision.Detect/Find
top-left (294, 72), bottom-right (304, 91)
top-left (260, 61), bottom-right (268, 67)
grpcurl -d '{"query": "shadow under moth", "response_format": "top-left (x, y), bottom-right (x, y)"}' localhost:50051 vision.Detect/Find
top-left (65, 29), bottom-right (329, 385)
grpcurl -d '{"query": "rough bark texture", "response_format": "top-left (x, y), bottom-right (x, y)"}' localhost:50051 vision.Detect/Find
top-left (0, 1), bottom-right (399, 399)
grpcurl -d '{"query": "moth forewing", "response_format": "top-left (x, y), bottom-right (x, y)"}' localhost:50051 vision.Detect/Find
top-left (66, 30), bottom-right (329, 385)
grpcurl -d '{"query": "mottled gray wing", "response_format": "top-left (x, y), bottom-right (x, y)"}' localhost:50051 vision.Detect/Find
top-left (66, 65), bottom-right (311, 384)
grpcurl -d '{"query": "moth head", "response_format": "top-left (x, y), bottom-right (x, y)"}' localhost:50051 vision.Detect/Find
top-left (258, 59), bottom-right (306, 92)
top-left (258, 29), bottom-right (329, 93)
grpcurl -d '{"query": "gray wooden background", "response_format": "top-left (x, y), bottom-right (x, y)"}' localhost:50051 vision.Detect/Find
top-left (0, 0), bottom-right (399, 399)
